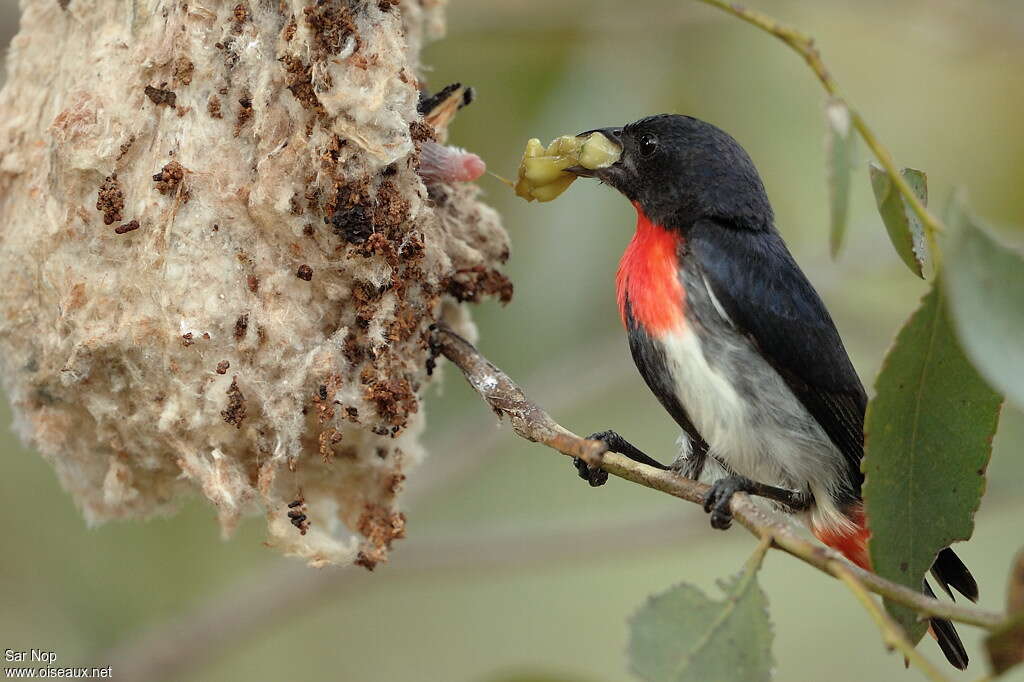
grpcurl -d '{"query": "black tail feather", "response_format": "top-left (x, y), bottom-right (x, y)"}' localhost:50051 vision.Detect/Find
top-left (924, 579), bottom-right (969, 670)
top-left (931, 547), bottom-right (979, 602)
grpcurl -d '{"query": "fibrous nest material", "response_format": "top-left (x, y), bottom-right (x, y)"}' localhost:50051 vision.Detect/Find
top-left (0, 0), bottom-right (509, 568)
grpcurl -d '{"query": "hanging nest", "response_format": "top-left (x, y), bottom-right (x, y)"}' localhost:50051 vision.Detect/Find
top-left (0, 0), bottom-right (510, 567)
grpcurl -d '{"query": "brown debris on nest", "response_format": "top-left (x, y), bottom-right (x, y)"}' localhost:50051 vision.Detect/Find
top-left (96, 175), bottom-right (124, 225)
top-left (355, 505), bottom-right (406, 571)
top-left (445, 266), bottom-right (514, 304)
top-left (207, 95), bottom-right (223, 119)
top-left (221, 376), bottom-right (247, 428)
top-left (234, 95), bottom-right (253, 136)
top-left (153, 161), bottom-right (189, 201)
top-left (233, 313), bottom-right (249, 340)
top-left (231, 3), bottom-right (249, 34)
top-left (173, 57), bottom-right (194, 86)
top-left (303, 2), bottom-right (359, 58)
top-left (361, 370), bottom-right (418, 434)
top-left (144, 85), bottom-right (177, 108)
top-left (282, 56), bottom-right (323, 115)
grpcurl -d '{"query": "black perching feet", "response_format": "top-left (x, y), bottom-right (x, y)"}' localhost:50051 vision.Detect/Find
top-left (702, 474), bottom-right (812, 530)
top-left (572, 429), bottom-right (669, 488)
top-left (702, 475), bottom-right (754, 530)
top-left (425, 323), bottom-right (442, 376)
top-left (574, 455), bottom-right (608, 487)
top-left (588, 430), bottom-right (670, 470)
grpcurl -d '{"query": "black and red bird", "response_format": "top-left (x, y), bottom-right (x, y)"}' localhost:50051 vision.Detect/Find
top-left (565, 114), bottom-right (977, 669)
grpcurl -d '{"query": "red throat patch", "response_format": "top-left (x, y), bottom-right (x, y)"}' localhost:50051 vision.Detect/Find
top-left (616, 205), bottom-right (686, 335)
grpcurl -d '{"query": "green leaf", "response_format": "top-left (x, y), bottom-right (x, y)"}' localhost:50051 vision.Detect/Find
top-left (629, 549), bottom-right (773, 682)
top-left (944, 190), bottom-right (1024, 409)
top-left (863, 279), bottom-right (1002, 642)
top-left (825, 98), bottom-right (856, 258)
top-left (869, 164), bottom-right (928, 278)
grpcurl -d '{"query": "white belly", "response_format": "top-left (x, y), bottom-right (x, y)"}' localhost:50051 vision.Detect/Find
top-left (660, 323), bottom-right (852, 531)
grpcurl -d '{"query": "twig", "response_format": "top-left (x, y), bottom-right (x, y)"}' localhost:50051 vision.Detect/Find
top-left (832, 561), bottom-right (952, 682)
top-left (415, 332), bottom-right (630, 499)
top-left (748, 533), bottom-right (773, 570)
top-left (435, 322), bottom-right (1005, 631)
top-left (693, 0), bottom-right (944, 266)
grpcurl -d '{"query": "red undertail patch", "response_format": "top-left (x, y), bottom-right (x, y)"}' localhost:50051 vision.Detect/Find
top-left (815, 507), bottom-right (953, 652)
top-left (815, 507), bottom-right (954, 648)
top-left (616, 205), bottom-right (685, 335)
top-left (813, 504), bottom-right (871, 570)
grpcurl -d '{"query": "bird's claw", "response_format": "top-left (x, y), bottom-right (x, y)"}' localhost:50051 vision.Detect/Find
top-left (425, 323), bottom-right (442, 376)
top-left (574, 454), bottom-right (608, 487)
top-left (703, 475), bottom-right (752, 530)
top-left (571, 430), bottom-right (614, 487)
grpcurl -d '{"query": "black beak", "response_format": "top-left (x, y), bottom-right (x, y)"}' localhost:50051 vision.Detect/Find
top-left (566, 127), bottom-right (623, 178)
top-left (577, 126), bottom-right (623, 144)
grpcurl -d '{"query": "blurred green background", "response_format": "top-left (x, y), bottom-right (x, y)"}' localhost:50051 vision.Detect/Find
top-left (2, 1), bottom-right (1022, 680)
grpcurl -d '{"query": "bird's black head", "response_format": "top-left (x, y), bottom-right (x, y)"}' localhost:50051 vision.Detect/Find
top-left (572, 114), bottom-right (774, 232)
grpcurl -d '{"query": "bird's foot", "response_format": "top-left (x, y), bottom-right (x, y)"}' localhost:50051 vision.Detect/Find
top-left (588, 430), bottom-right (669, 470)
top-left (702, 475), bottom-right (811, 530)
top-left (573, 454), bottom-right (608, 487)
top-left (702, 475), bottom-right (754, 530)
top-left (572, 429), bottom-right (669, 488)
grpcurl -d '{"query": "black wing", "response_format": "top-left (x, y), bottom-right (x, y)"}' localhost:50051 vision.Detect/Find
top-left (689, 218), bottom-right (867, 499)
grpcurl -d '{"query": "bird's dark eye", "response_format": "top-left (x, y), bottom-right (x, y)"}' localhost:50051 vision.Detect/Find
top-left (637, 134), bottom-right (658, 158)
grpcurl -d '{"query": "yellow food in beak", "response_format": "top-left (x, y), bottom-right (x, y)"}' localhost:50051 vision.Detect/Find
top-left (578, 133), bottom-right (621, 170)
top-left (514, 132), bottom-right (621, 202)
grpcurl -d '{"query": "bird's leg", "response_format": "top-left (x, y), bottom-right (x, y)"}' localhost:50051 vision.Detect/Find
top-left (573, 429), bottom-right (669, 487)
top-left (703, 474), bottom-right (812, 529)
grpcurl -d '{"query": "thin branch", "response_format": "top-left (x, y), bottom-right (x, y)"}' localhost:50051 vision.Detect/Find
top-left (833, 561), bottom-right (952, 682)
top-left (435, 322), bottom-right (1006, 631)
top-left (747, 533), bottom-right (773, 571)
top-left (693, 0), bottom-right (944, 266)
top-left (415, 332), bottom-right (630, 499)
